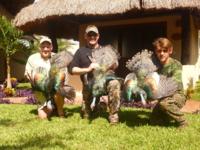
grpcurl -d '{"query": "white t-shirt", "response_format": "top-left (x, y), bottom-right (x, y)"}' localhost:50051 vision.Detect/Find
top-left (25, 52), bottom-right (54, 80)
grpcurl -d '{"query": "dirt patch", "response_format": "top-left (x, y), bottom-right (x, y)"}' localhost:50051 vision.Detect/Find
top-left (181, 100), bottom-right (200, 113)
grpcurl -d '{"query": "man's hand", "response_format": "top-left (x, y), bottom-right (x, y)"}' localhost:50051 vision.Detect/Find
top-left (89, 62), bottom-right (100, 71)
top-left (108, 61), bottom-right (118, 70)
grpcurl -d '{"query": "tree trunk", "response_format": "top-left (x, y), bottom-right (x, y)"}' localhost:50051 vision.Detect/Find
top-left (6, 56), bottom-right (12, 88)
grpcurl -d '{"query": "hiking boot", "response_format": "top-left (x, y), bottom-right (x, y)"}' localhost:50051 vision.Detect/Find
top-left (80, 109), bottom-right (90, 119)
top-left (80, 103), bottom-right (91, 119)
top-left (97, 102), bottom-right (107, 112)
top-left (109, 113), bottom-right (119, 124)
top-left (178, 121), bottom-right (188, 129)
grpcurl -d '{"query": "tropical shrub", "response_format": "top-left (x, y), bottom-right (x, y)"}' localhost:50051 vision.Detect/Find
top-left (0, 16), bottom-right (33, 88)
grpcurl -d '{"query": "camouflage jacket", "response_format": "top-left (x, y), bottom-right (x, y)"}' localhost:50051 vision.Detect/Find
top-left (158, 57), bottom-right (183, 91)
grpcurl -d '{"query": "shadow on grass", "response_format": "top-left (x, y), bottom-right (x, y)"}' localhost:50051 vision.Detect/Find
top-left (29, 105), bottom-right (82, 121)
top-left (69, 106), bottom-right (151, 125)
top-left (119, 109), bottom-right (151, 127)
top-left (64, 105), bottom-right (81, 114)
top-left (0, 119), bottom-right (15, 126)
top-left (28, 105), bottom-right (175, 127)
top-left (0, 126), bottom-right (81, 149)
top-left (0, 133), bottom-right (69, 149)
top-left (88, 111), bottom-right (109, 124)
top-left (29, 109), bottom-right (37, 115)
top-left (119, 109), bottom-right (178, 128)
top-left (0, 118), bottom-right (38, 127)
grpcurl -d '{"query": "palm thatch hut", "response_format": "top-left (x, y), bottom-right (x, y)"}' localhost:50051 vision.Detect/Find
top-left (9, 0), bottom-right (200, 88)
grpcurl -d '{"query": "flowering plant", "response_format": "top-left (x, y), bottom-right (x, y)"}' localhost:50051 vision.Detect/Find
top-left (3, 88), bottom-right (16, 96)
top-left (3, 77), bottom-right (18, 88)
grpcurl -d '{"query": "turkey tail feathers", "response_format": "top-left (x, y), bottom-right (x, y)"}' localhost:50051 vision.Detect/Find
top-left (50, 50), bottom-right (73, 69)
top-left (154, 76), bottom-right (179, 99)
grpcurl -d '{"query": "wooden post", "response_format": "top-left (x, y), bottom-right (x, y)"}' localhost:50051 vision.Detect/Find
top-left (181, 11), bottom-right (191, 64)
top-left (48, 20), bottom-right (58, 53)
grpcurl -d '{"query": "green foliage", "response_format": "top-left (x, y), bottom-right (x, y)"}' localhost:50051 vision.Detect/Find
top-left (0, 105), bottom-right (199, 149)
top-left (3, 87), bottom-right (16, 96)
top-left (0, 16), bottom-right (34, 59)
top-left (0, 16), bottom-right (34, 88)
top-left (0, 16), bottom-right (23, 57)
top-left (57, 38), bottom-right (71, 52)
top-left (191, 80), bottom-right (200, 101)
top-left (16, 82), bottom-right (32, 89)
top-left (185, 78), bottom-right (194, 99)
top-left (194, 80), bottom-right (200, 92)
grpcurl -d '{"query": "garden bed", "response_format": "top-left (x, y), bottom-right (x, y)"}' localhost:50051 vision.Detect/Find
top-left (1, 87), bottom-right (200, 113)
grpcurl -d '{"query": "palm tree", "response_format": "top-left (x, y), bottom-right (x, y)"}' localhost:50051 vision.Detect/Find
top-left (0, 16), bottom-right (31, 88)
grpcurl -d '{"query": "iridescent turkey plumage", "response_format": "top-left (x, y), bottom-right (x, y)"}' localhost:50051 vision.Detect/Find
top-left (32, 50), bottom-right (76, 105)
top-left (124, 50), bottom-right (179, 102)
top-left (89, 45), bottom-right (120, 110)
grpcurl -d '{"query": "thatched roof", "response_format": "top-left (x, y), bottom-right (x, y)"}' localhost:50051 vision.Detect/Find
top-left (13, 0), bottom-right (200, 38)
top-left (14, 0), bottom-right (140, 27)
top-left (142, 0), bottom-right (200, 9)
top-left (14, 0), bottom-right (200, 26)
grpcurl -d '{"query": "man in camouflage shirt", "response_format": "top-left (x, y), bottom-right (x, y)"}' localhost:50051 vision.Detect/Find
top-left (68, 25), bottom-right (121, 124)
top-left (150, 37), bottom-right (187, 128)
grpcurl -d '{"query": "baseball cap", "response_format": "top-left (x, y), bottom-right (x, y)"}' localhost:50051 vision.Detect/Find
top-left (85, 25), bottom-right (99, 34)
top-left (39, 36), bottom-right (52, 44)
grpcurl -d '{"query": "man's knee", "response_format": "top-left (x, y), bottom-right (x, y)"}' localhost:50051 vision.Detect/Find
top-left (107, 80), bottom-right (121, 98)
top-left (107, 80), bottom-right (121, 93)
top-left (159, 100), bottom-right (168, 111)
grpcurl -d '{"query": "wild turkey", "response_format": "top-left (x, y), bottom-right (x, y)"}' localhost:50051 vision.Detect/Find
top-left (124, 50), bottom-right (178, 104)
top-left (49, 50), bottom-right (75, 100)
top-left (89, 45), bottom-right (120, 110)
top-left (31, 50), bottom-right (76, 108)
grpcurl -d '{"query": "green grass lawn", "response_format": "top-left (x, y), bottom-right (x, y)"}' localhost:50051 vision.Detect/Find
top-left (0, 104), bottom-right (200, 150)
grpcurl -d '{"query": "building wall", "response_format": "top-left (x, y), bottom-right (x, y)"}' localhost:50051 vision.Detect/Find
top-left (80, 15), bottom-right (182, 61)
top-left (182, 15), bottom-right (200, 90)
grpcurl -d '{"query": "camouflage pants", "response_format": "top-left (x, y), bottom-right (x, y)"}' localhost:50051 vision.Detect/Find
top-left (82, 79), bottom-right (121, 120)
top-left (150, 92), bottom-right (186, 125)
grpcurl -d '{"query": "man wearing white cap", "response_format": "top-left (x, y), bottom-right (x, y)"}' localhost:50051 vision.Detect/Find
top-left (69, 25), bottom-right (121, 124)
top-left (25, 36), bottom-right (65, 119)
